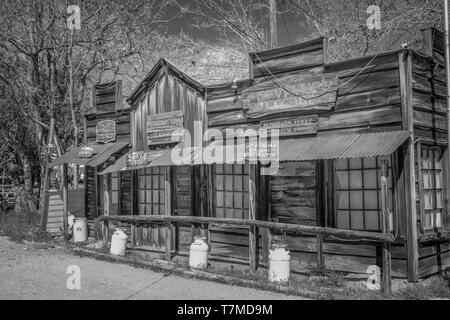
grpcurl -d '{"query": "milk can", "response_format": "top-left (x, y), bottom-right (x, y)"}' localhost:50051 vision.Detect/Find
top-left (268, 247), bottom-right (291, 283)
top-left (73, 217), bottom-right (88, 243)
top-left (110, 228), bottom-right (128, 256)
top-left (189, 237), bottom-right (209, 269)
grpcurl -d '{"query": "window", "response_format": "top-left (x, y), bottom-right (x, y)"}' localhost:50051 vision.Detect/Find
top-left (138, 167), bottom-right (165, 215)
top-left (334, 157), bottom-right (392, 231)
top-left (420, 147), bottom-right (443, 230)
top-left (215, 164), bottom-right (249, 219)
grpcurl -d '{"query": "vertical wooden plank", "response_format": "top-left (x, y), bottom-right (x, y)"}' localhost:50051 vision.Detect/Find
top-left (316, 235), bottom-right (324, 267)
top-left (62, 163), bottom-right (69, 241)
top-left (381, 160), bottom-right (392, 293)
top-left (416, 142), bottom-right (425, 235)
top-left (104, 220), bottom-right (109, 248)
top-left (131, 222), bottom-right (136, 247)
top-left (249, 163), bottom-right (259, 273)
top-left (93, 166), bottom-right (99, 218)
top-left (165, 221), bottom-right (172, 260)
top-left (165, 166), bottom-right (174, 259)
top-left (260, 174), bottom-right (269, 265)
top-left (399, 51), bottom-right (419, 282)
top-left (117, 172), bottom-right (122, 215)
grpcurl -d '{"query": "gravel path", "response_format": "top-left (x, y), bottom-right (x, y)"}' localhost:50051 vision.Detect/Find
top-left (0, 236), bottom-right (302, 300)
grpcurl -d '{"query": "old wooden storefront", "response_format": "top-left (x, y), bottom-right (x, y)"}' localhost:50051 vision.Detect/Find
top-left (96, 28), bottom-right (450, 283)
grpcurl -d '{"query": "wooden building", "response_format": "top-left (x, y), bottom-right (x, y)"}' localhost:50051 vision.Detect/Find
top-left (44, 81), bottom-right (131, 234)
top-left (57, 28), bottom-right (450, 284)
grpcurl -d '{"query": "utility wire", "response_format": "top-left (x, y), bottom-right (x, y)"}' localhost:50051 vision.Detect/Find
top-left (252, 51), bottom-right (381, 101)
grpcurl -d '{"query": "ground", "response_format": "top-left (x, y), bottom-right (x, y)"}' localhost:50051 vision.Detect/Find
top-left (0, 236), bottom-right (302, 300)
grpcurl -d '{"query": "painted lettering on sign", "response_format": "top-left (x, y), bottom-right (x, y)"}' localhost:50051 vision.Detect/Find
top-left (126, 152), bottom-right (148, 168)
top-left (242, 74), bottom-right (339, 119)
top-left (260, 115), bottom-right (318, 137)
top-left (78, 145), bottom-right (94, 158)
top-left (96, 120), bottom-right (116, 144)
top-left (147, 111), bottom-right (184, 145)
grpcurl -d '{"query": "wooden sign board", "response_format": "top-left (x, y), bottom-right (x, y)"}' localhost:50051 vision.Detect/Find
top-left (242, 74), bottom-right (339, 119)
top-left (125, 150), bottom-right (166, 168)
top-left (96, 120), bottom-right (117, 144)
top-left (78, 145), bottom-right (95, 158)
top-left (260, 115), bottom-right (318, 137)
top-left (147, 111), bottom-right (184, 145)
top-left (126, 152), bottom-right (148, 168)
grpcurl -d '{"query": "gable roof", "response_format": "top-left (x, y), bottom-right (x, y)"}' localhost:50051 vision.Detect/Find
top-left (126, 58), bottom-right (205, 108)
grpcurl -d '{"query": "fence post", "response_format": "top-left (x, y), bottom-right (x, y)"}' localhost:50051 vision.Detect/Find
top-left (316, 234), bottom-right (324, 267)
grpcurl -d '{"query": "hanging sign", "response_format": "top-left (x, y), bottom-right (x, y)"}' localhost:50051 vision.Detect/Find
top-left (125, 151), bottom-right (148, 168)
top-left (96, 120), bottom-right (117, 144)
top-left (147, 111), bottom-right (184, 145)
top-left (78, 145), bottom-right (95, 158)
top-left (260, 115), bottom-right (318, 137)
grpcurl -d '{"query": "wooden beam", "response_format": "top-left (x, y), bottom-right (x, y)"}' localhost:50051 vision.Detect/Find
top-left (399, 51), bottom-right (419, 282)
top-left (164, 166), bottom-right (174, 260)
top-left (316, 235), bottom-right (324, 267)
top-left (99, 215), bottom-right (396, 242)
top-left (249, 163), bottom-right (259, 273)
top-left (381, 159), bottom-right (392, 293)
top-left (260, 172), bottom-right (270, 265)
top-left (62, 163), bottom-right (69, 241)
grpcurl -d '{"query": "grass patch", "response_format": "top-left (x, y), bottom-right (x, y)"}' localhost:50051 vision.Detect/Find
top-left (395, 277), bottom-right (450, 300)
top-left (0, 210), bottom-right (50, 243)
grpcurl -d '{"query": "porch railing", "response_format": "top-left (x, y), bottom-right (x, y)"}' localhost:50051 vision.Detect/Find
top-left (98, 215), bottom-right (394, 293)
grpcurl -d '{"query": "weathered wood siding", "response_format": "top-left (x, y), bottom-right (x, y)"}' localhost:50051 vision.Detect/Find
top-left (46, 189), bottom-right (85, 234)
top-left (271, 162), bottom-right (316, 226)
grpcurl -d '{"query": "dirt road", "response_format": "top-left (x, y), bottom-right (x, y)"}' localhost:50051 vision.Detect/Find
top-left (0, 236), bottom-right (300, 300)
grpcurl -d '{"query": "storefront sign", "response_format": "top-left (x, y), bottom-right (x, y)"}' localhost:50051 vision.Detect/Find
top-left (125, 151), bottom-right (148, 168)
top-left (78, 145), bottom-right (95, 158)
top-left (96, 120), bottom-right (117, 144)
top-left (260, 115), bottom-right (318, 137)
top-left (147, 111), bottom-right (184, 145)
top-left (242, 74), bottom-right (339, 119)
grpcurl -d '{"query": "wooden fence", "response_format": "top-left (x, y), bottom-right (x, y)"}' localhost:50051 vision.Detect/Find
top-left (99, 214), bottom-right (394, 293)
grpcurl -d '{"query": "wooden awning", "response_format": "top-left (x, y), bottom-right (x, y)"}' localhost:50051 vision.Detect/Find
top-left (278, 131), bottom-right (410, 162)
top-left (98, 145), bottom-right (204, 175)
top-left (50, 142), bottom-right (129, 168)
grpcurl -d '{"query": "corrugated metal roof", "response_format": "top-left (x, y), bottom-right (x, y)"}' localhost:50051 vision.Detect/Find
top-left (51, 142), bottom-right (129, 168)
top-left (86, 142), bottom-right (129, 167)
top-left (278, 131), bottom-right (410, 162)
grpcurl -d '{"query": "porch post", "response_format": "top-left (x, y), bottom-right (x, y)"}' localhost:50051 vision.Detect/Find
top-left (249, 162), bottom-right (260, 273)
top-left (164, 166), bottom-right (174, 260)
top-left (62, 163), bottom-right (69, 241)
top-left (399, 51), bottom-right (419, 282)
top-left (381, 160), bottom-right (392, 293)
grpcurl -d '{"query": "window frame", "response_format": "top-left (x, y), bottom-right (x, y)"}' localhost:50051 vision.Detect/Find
top-left (417, 143), bottom-right (446, 234)
top-left (214, 163), bottom-right (250, 220)
top-left (137, 167), bottom-right (165, 216)
top-left (331, 156), bottom-right (394, 232)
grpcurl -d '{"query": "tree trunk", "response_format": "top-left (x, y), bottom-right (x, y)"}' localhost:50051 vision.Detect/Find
top-left (68, 29), bottom-right (79, 189)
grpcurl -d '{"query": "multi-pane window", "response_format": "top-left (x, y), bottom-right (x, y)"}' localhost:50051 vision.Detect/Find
top-left (215, 164), bottom-right (249, 219)
top-left (335, 157), bottom-right (392, 231)
top-left (420, 147), bottom-right (443, 230)
top-left (138, 167), bottom-right (165, 215)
